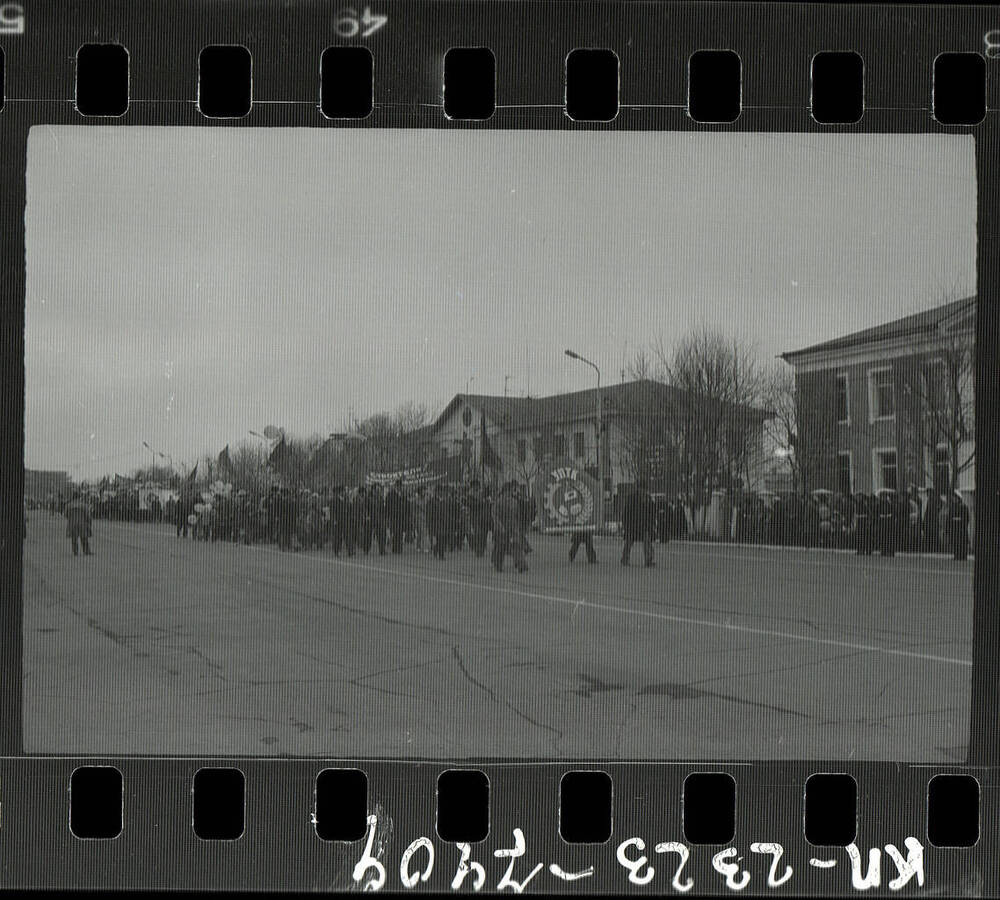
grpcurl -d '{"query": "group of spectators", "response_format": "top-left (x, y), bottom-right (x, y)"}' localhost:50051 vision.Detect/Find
top-left (730, 487), bottom-right (972, 560)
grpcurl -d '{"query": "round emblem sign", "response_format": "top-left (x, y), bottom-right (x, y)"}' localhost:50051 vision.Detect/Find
top-left (543, 470), bottom-right (595, 527)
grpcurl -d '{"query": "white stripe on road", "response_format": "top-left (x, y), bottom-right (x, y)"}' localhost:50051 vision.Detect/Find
top-left (256, 546), bottom-right (972, 669)
top-left (99, 523), bottom-right (973, 669)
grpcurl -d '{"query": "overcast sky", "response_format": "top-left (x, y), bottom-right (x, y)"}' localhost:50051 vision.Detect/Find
top-left (24, 128), bottom-right (975, 480)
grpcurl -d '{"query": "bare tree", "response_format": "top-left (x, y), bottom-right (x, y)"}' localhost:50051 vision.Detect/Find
top-left (650, 327), bottom-right (769, 529)
top-left (899, 331), bottom-right (974, 493)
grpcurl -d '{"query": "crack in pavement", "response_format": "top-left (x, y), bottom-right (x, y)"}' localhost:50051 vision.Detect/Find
top-left (451, 644), bottom-right (564, 749)
top-left (258, 578), bottom-right (465, 640)
top-left (685, 647), bottom-right (868, 690)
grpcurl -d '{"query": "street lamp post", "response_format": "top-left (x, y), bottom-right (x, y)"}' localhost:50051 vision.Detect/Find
top-left (564, 349), bottom-right (604, 527)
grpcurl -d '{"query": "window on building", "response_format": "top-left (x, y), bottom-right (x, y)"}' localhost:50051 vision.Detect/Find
top-left (924, 359), bottom-right (949, 411)
top-left (869, 368), bottom-right (895, 420)
top-left (517, 439), bottom-right (527, 463)
top-left (837, 452), bottom-right (852, 495)
top-left (532, 437), bottom-right (544, 460)
top-left (573, 431), bottom-right (585, 459)
top-left (554, 434), bottom-right (566, 457)
top-left (835, 374), bottom-right (850, 423)
top-left (933, 445), bottom-right (951, 491)
top-left (875, 449), bottom-right (898, 491)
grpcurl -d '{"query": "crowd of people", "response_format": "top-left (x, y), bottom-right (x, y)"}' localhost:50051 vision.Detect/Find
top-left (36, 477), bottom-right (971, 565)
top-left (163, 478), bottom-right (550, 573)
top-left (730, 486), bottom-right (972, 560)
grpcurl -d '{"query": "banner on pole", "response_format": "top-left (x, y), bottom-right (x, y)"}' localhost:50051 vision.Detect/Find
top-left (533, 458), bottom-right (602, 533)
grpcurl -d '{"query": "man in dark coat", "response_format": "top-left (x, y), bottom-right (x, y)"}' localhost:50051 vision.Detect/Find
top-left (924, 490), bottom-right (941, 552)
top-left (353, 486), bottom-right (373, 554)
top-left (329, 485), bottom-right (347, 556)
top-left (950, 493), bottom-right (970, 561)
top-left (368, 484), bottom-right (387, 555)
top-left (853, 492), bottom-right (872, 555)
top-left (428, 484), bottom-right (449, 560)
top-left (175, 488), bottom-right (195, 539)
top-left (492, 481), bottom-right (527, 572)
top-left (876, 491), bottom-right (896, 557)
top-left (64, 491), bottom-right (93, 556)
top-left (276, 488), bottom-right (297, 552)
top-left (264, 485), bottom-right (280, 543)
top-left (621, 480), bottom-right (656, 567)
top-left (446, 486), bottom-right (463, 552)
top-left (385, 479), bottom-right (407, 554)
top-left (569, 529), bottom-right (597, 564)
top-left (465, 480), bottom-right (490, 557)
top-left (803, 495), bottom-right (820, 549)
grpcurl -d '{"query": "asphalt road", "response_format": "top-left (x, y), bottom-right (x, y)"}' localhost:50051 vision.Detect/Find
top-left (22, 511), bottom-right (973, 761)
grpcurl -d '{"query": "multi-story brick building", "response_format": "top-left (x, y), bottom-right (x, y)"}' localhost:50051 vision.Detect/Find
top-left (780, 296), bottom-right (975, 495)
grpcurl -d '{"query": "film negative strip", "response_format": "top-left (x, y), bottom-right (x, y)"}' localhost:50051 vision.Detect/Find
top-left (1, 0), bottom-right (998, 893)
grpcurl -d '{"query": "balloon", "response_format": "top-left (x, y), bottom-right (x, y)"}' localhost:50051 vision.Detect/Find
top-left (263, 425), bottom-right (282, 440)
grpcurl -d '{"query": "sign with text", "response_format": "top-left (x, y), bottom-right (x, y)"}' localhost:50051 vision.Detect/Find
top-left (534, 458), bottom-right (602, 532)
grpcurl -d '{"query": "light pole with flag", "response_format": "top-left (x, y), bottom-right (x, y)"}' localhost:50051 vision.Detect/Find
top-left (565, 349), bottom-right (604, 526)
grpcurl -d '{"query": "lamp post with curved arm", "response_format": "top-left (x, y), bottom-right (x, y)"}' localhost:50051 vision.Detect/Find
top-left (565, 349), bottom-right (604, 526)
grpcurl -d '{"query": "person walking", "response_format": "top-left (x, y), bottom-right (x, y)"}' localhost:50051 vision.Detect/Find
top-left (385, 479), bottom-right (407, 554)
top-left (853, 492), bottom-right (872, 555)
top-left (924, 489), bottom-right (941, 552)
top-left (950, 492), bottom-right (970, 561)
top-left (64, 491), bottom-right (93, 556)
top-left (276, 488), bottom-right (297, 552)
top-left (569, 529), bottom-right (597, 564)
top-left (466, 480), bottom-right (490, 557)
top-left (329, 485), bottom-right (347, 556)
top-left (876, 491), bottom-right (896, 557)
top-left (428, 484), bottom-right (449, 560)
top-left (492, 481), bottom-right (528, 573)
top-left (411, 485), bottom-right (430, 553)
top-left (368, 484), bottom-right (387, 555)
top-left (621, 480), bottom-right (656, 567)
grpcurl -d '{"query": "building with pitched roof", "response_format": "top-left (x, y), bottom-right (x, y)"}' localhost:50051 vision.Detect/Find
top-left (421, 379), bottom-right (773, 505)
top-left (780, 295), bottom-right (975, 495)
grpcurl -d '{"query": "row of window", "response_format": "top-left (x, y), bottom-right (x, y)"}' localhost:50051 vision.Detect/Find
top-left (834, 360), bottom-right (957, 427)
top-left (516, 432), bottom-right (588, 463)
top-left (834, 367), bottom-right (896, 426)
top-left (835, 446), bottom-right (952, 495)
top-left (438, 432), bottom-right (591, 463)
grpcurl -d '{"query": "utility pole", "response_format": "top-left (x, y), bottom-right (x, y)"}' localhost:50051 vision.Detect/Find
top-left (504, 375), bottom-right (511, 397)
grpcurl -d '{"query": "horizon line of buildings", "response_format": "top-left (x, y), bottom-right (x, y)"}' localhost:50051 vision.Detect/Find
top-left (27, 295), bottom-right (976, 504)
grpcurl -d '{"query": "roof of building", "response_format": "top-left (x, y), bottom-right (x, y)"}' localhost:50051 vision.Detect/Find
top-left (781, 295), bottom-right (975, 361)
top-left (428, 378), bottom-right (764, 435)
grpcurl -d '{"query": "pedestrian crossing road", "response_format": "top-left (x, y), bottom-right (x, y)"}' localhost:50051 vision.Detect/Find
top-left (22, 512), bottom-right (973, 760)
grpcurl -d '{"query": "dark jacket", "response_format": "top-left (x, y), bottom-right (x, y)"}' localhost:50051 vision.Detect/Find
top-left (64, 499), bottom-right (92, 539)
top-left (384, 489), bottom-right (407, 530)
top-left (622, 490), bottom-right (656, 541)
top-left (368, 493), bottom-right (386, 527)
top-left (427, 495), bottom-right (449, 535)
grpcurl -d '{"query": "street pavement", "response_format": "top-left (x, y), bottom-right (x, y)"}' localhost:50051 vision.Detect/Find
top-left (22, 511), bottom-right (972, 760)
